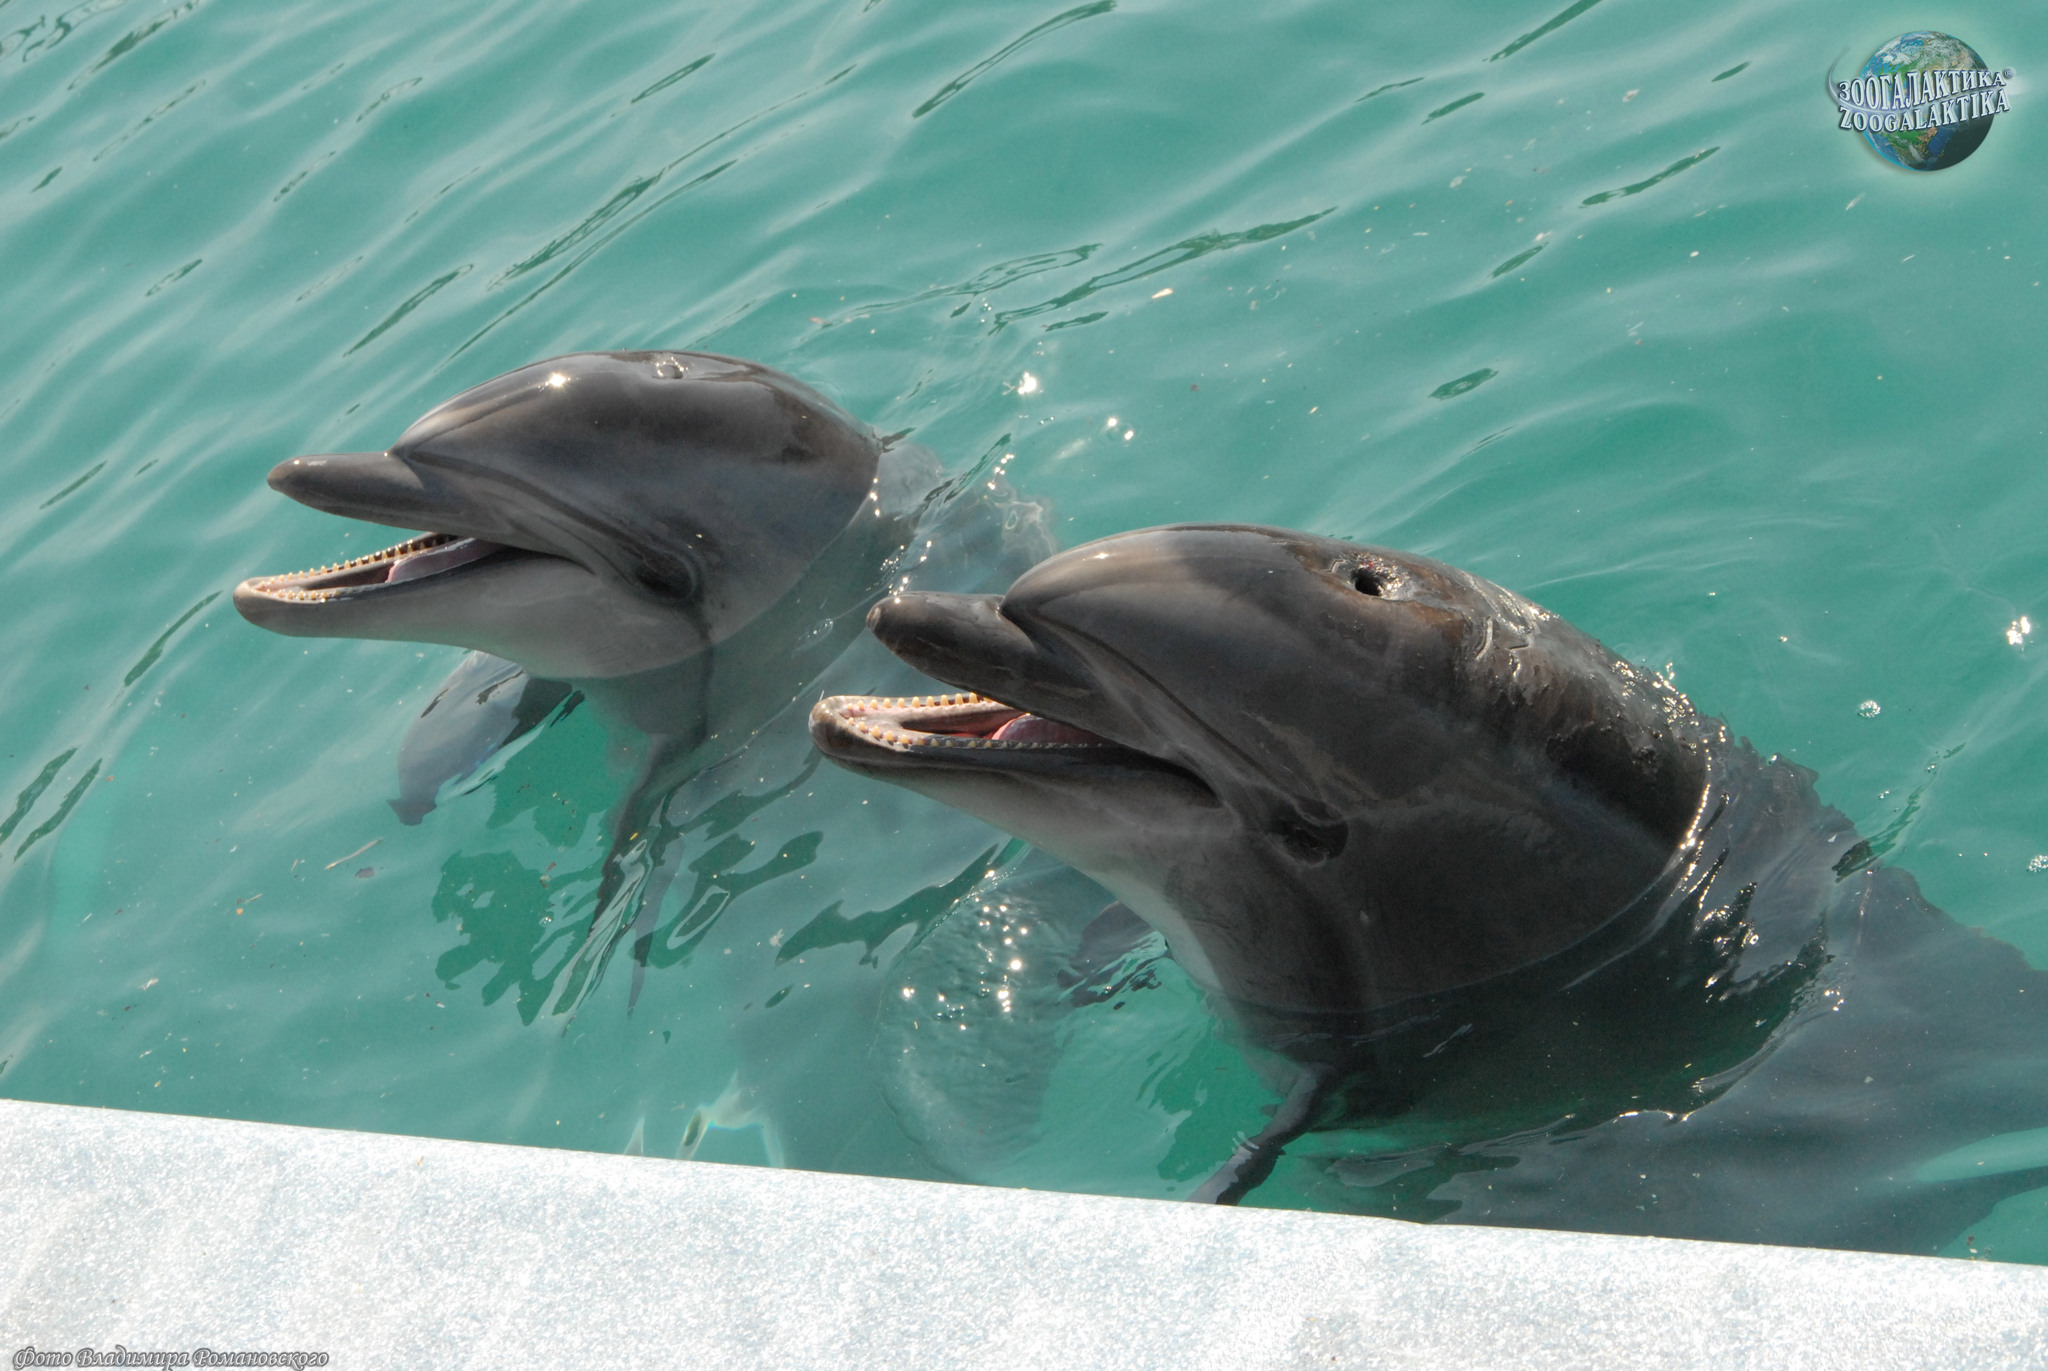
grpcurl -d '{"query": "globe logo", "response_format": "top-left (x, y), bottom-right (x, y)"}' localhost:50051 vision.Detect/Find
top-left (1831, 32), bottom-right (2013, 171)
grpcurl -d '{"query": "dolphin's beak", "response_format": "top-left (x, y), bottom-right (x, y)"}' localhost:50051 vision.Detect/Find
top-left (865, 591), bottom-right (1095, 708)
top-left (267, 451), bottom-right (461, 532)
top-left (235, 450), bottom-right (537, 630)
top-left (810, 589), bottom-right (1211, 790)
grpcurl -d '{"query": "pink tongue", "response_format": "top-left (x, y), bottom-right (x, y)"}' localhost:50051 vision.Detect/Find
top-left (991, 713), bottom-right (1104, 745)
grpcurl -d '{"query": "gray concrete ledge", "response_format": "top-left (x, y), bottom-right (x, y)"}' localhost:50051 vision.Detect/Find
top-left (2, 1099), bottom-right (2045, 1369)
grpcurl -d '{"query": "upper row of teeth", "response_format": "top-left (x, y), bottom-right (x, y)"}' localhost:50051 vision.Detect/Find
top-left (831, 694), bottom-right (1111, 750)
top-left (837, 693), bottom-right (989, 713)
top-left (249, 533), bottom-right (454, 597)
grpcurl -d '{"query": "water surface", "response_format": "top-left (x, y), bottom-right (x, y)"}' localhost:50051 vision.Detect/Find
top-left (1, 0), bottom-right (2045, 1262)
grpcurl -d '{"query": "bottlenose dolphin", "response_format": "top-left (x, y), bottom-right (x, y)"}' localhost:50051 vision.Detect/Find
top-left (812, 524), bottom-right (2048, 1254)
top-left (237, 349), bottom-right (1047, 1008)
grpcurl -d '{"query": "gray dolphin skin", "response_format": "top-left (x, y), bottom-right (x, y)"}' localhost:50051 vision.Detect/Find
top-left (236, 350), bottom-right (944, 1007)
top-left (812, 523), bottom-right (2048, 1253)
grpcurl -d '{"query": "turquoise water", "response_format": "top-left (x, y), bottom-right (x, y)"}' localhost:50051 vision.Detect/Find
top-left (2, 0), bottom-right (2046, 1259)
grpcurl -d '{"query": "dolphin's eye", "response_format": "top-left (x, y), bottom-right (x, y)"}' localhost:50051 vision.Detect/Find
top-left (629, 548), bottom-right (700, 602)
top-left (1351, 565), bottom-right (1385, 596)
top-left (1277, 817), bottom-right (1347, 864)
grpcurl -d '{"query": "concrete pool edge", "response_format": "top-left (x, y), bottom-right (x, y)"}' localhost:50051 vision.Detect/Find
top-left (1, 1098), bottom-right (2044, 1369)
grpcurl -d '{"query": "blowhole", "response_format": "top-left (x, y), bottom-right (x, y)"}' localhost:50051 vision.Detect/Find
top-left (1352, 565), bottom-right (1385, 596)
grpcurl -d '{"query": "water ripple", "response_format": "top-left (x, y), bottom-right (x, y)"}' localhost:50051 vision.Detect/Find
top-left (991, 211), bottom-right (1331, 330)
top-left (5, 0), bottom-right (130, 67)
top-left (92, 77), bottom-right (203, 161)
top-left (71, 0), bottom-right (195, 86)
top-left (626, 52), bottom-right (712, 107)
top-left (123, 591), bottom-right (218, 688)
top-left (13, 756), bottom-right (96, 859)
top-left (912, 0), bottom-right (1113, 119)
top-left (349, 262), bottom-right (472, 355)
top-left (1581, 147), bottom-right (1719, 206)
top-left (1424, 92), bottom-right (1482, 123)
top-left (1356, 77), bottom-right (1421, 103)
top-left (456, 59), bottom-right (858, 357)
top-left (1488, 0), bottom-right (1607, 63)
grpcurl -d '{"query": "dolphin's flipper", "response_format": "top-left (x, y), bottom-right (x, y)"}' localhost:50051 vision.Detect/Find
top-left (390, 652), bottom-right (578, 824)
top-left (1059, 901), bottom-right (1168, 1006)
top-left (1190, 1065), bottom-right (1334, 1205)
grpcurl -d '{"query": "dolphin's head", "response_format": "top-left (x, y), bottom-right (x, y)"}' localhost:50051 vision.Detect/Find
top-left (812, 524), bottom-right (1716, 1016)
top-left (235, 351), bottom-right (882, 679)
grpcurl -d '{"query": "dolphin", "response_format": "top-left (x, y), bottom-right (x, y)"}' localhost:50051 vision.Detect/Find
top-left (236, 349), bottom-right (1042, 1008)
top-left (811, 523), bottom-right (2048, 1254)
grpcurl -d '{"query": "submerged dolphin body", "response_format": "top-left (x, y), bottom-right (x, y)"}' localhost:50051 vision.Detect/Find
top-left (811, 524), bottom-right (2048, 1254)
top-left (237, 350), bottom-right (1049, 1008)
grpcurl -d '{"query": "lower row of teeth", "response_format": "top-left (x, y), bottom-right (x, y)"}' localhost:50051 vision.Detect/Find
top-left (251, 534), bottom-right (455, 599)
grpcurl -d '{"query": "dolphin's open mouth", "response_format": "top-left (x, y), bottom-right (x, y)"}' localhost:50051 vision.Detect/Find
top-left (811, 692), bottom-right (1124, 754)
top-left (237, 533), bottom-right (542, 605)
top-left (811, 588), bottom-right (1218, 797)
top-left (809, 693), bottom-right (1214, 799)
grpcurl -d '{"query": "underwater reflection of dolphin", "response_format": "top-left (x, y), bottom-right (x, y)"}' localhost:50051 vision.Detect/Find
top-left (812, 524), bottom-right (2048, 1255)
top-left (237, 349), bottom-right (1044, 1008)
top-left (385, 650), bottom-right (576, 826)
